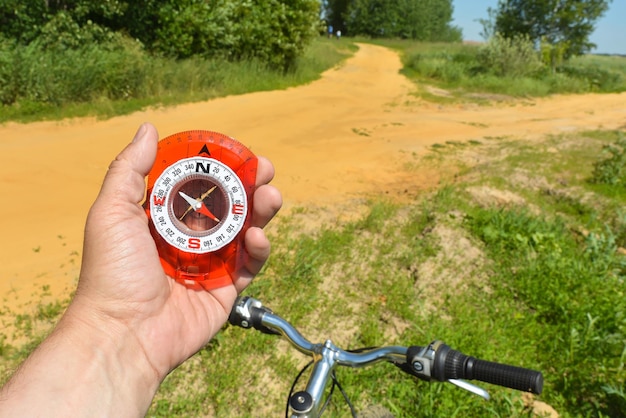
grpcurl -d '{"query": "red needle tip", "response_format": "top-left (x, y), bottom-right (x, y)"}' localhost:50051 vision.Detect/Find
top-left (197, 203), bottom-right (220, 222)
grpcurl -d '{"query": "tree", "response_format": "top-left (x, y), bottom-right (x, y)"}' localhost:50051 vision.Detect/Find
top-left (146, 0), bottom-right (321, 70)
top-left (0, 0), bottom-right (127, 43)
top-left (490, 0), bottom-right (612, 58)
top-left (0, 0), bottom-right (50, 42)
top-left (327, 0), bottom-right (460, 41)
top-left (323, 0), bottom-right (349, 34)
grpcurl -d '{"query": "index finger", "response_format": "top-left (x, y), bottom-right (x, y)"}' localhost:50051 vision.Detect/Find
top-left (255, 156), bottom-right (275, 187)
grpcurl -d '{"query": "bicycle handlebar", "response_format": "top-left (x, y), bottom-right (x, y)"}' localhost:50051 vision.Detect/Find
top-left (228, 296), bottom-right (543, 416)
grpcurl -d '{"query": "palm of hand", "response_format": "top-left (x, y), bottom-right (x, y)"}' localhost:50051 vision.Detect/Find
top-left (74, 124), bottom-right (278, 378)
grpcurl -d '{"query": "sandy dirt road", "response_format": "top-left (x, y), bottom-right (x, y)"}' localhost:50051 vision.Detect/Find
top-left (1, 43), bottom-right (625, 306)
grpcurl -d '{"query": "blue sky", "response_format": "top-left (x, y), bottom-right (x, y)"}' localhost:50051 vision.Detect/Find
top-left (452, 0), bottom-right (626, 55)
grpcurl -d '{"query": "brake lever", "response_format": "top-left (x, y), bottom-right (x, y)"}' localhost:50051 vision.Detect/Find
top-left (448, 379), bottom-right (490, 400)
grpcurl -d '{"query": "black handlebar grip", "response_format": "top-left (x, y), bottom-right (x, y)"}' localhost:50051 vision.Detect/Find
top-left (467, 358), bottom-right (543, 394)
top-left (433, 344), bottom-right (543, 394)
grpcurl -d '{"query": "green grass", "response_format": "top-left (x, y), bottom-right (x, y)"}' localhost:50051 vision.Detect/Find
top-left (3, 129), bottom-right (625, 417)
top-left (362, 37), bottom-right (626, 99)
top-left (0, 37), bottom-right (356, 123)
top-left (3, 36), bottom-right (625, 124)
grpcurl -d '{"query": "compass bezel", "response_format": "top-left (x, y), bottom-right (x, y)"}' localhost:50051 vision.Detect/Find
top-left (149, 156), bottom-right (248, 254)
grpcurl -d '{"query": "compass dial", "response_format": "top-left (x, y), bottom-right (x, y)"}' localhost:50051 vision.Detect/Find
top-left (150, 157), bottom-right (247, 254)
top-left (144, 130), bottom-right (257, 290)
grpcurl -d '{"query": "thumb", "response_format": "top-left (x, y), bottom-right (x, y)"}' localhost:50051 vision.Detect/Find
top-left (97, 123), bottom-right (159, 205)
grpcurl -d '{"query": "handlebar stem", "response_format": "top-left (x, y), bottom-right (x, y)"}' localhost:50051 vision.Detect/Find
top-left (300, 340), bottom-right (340, 417)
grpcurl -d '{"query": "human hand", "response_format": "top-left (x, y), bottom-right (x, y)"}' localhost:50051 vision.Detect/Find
top-left (75, 121), bottom-right (281, 366)
top-left (0, 123), bottom-right (281, 417)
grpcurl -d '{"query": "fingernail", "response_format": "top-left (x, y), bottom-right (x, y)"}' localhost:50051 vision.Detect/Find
top-left (132, 123), bottom-right (148, 143)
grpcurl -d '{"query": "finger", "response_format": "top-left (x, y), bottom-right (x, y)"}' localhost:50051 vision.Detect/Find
top-left (245, 227), bottom-right (271, 272)
top-left (232, 227), bottom-right (271, 293)
top-left (255, 156), bottom-right (275, 186)
top-left (97, 123), bottom-right (159, 205)
top-left (252, 184), bottom-right (282, 229)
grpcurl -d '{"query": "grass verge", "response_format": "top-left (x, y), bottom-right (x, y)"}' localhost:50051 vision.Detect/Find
top-left (0, 38), bottom-right (356, 124)
top-left (4, 36), bottom-right (625, 124)
top-left (362, 38), bottom-right (626, 100)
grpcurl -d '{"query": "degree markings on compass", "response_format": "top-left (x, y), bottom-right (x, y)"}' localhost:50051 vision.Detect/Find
top-left (150, 155), bottom-right (248, 254)
top-left (169, 163), bottom-right (182, 175)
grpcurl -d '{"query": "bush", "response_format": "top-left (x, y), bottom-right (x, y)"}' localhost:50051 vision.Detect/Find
top-left (31, 11), bottom-right (123, 51)
top-left (590, 133), bottom-right (626, 186)
top-left (404, 49), bottom-right (478, 84)
top-left (0, 33), bottom-right (147, 106)
top-left (0, 37), bottom-right (21, 105)
top-left (1, 1), bottom-right (321, 73)
top-left (544, 71), bottom-right (589, 94)
top-left (476, 33), bottom-right (544, 77)
top-left (152, 0), bottom-right (320, 71)
top-left (559, 63), bottom-right (624, 92)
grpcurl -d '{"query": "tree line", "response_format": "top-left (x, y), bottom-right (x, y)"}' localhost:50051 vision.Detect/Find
top-left (0, 0), bottom-right (321, 71)
top-left (323, 0), bottom-right (461, 42)
top-left (2, 1), bottom-right (611, 67)
top-left (0, 0), bottom-right (614, 111)
top-left (323, 0), bottom-right (612, 60)
top-left (0, 0), bottom-right (466, 68)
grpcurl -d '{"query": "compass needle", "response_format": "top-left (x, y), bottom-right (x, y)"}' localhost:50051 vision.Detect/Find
top-left (178, 190), bottom-right (219, 222)
top-left (179, 207), bottom-right (193, 221)
top-left (197, 203), bottom-right (220, 223)
top-left (178, 191), bottom-right (198, 221)
top-left (200, 185), bottom-right (217, 201)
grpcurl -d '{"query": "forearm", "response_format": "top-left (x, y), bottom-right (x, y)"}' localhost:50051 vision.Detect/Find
top-left (0, 304), bottom-right (161, 417)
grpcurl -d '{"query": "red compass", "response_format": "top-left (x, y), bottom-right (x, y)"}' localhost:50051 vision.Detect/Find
top-left (144, 130), bottom-right (257, 290)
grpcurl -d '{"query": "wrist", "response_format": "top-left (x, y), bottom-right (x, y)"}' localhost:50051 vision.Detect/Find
top-left (0, 299), bottom-right (162, 418)
top-left (61, 299), bottom-right (163, 414)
